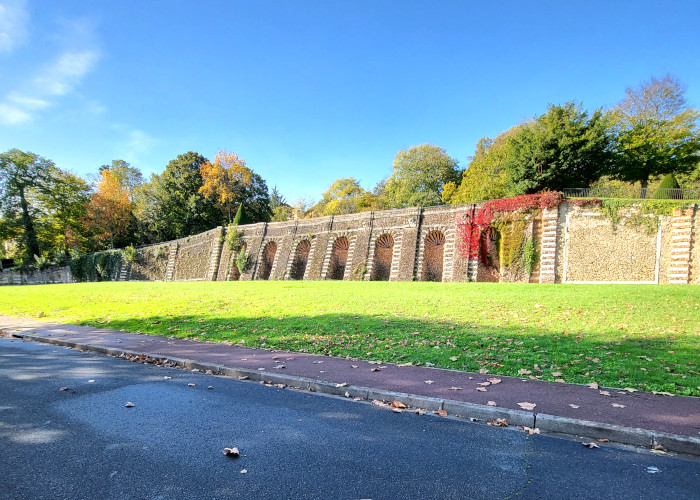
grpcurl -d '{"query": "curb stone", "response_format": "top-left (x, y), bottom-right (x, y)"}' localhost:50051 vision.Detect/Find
top-left (9, 331), bottom-right (700, 457)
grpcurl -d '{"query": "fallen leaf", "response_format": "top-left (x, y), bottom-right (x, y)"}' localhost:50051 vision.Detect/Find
top-left (205, 370), bottom-right (213, 375)
top-left (391, 400), bottom-right (407, 409)
top-left (124, 402), bottom-right (135, 408)
top-left (623, 387), bottom-right (638, 393)
top-left (272, 364), bottom-right (286, 369)
top-left (596, 438), bottom-right (609, 443)
top-left (415, 409), bottom-right (427, 415)
top-left (335, 382), bottom-right (349, 388)
top-left (276, 384), bottom-right (286, 389)
top-left (487, 401), bottom-right (497, 406)
top-left (523, 427), bottom-right (540, 435)
top-left (476, 387), bottom-right (487, 392)
top-left (59, 387), bottom-right (69, 391)
top-left (587, 382), bottom-right (599, 389)
top-left (569, 404), bottom-right (580, 409)
top-left (433, 409), bottom-right (448, 417)
top-left (646, 466), bottom-right (660, 474)
top-left (518, 369), bottom-right (532, 375)
top-left (449, 356), bottom-right (459, 362)
top-left (612, 403), bottom-right (625, 408)
top-left (188, 383), bottom-right (195, 387)
top-left (257, 367), bottom-right (265, 371)
top-left (163, 376), bottom-right (171, 380)
top-left (448, 386), bottom-right (463, 391)
top-left (370, 367), bottom-right (381, 372)
top-left (599, 390), bottom-right (611, 396)
top-left (479, 368), bottom-right (489, 374)
top-left (478, 381), bottom-right (491, 387)
top-left (582, 442), bottom-right (600, 449)
top-left (207, 386), bottom-right (213, 390)
top-left (397, 362), bottom-right (413, 367)
top-left (240, 469), bottom-right (247, 474)
top-left (351, 365), bottom-right (358, 368)
top-left (239, 376), bottom-right (249, 380)
top-left (392, 408), bottom-right (403, 413)
top-left (651, 391), bottom-right (674, 397)
top-left (652, 444), bottom-right (667, 452)
top-left (222, 447), bottom-right (240, 457)
top-left (88, 380), bottom-right (95, 383)
top-left (424, 380), bottom-right (434, 385)
top-left (555, 379), bottom-right (566, 383)
top-left (312, 361), bottom-right (324, 364)
top-left (551, 372), bottom-right (562, 377)
top-left (468, 417), bottom-right (478, 422)
top-left (487, 418), bottom-right (508, 427)
top-left (487, 378), bottom-right (502, 385)
top-left (517, 402), bottom-right (537, 411)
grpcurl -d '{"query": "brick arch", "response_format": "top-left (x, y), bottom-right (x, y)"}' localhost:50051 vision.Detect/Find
top-left (371, 233), bottom-right (394, 281)
top-left (289, 239), bottom-right (311, 280)
top-left (422, 230), bottom-right (446, 282)
top-left (229, 243), bottom-right (246, 281)
top-left (257, 241), bottom-right (277, 280)
top-left (328, 236), bottom-right (349, 280)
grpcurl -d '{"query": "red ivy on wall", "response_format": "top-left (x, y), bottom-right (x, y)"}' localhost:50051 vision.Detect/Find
top-left (456, 192), bottom-right (599, 264)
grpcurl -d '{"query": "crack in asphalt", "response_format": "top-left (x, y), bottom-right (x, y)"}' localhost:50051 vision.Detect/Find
top-left (503, 434), bottom-right (535, 499)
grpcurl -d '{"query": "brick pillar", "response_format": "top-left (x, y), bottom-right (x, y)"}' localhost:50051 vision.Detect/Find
top-left (668, 205), bottom-right (695, 284)
top-left (538, 207), bottom-right (558, 284)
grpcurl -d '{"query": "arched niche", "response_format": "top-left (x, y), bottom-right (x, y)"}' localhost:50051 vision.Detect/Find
top-left (371, 234), bottom-right (394, 281)
top-left (422, 230), bottom-right (445, 282)
top-left (289, 240), bottom-right (311, 280)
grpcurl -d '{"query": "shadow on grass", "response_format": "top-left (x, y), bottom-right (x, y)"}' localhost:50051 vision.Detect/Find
top-left (84, 312), bottom-right (699, 396)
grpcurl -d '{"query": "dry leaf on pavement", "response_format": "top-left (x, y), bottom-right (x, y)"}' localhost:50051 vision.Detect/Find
top-left (487, 378), bottom-right (502, 384)
top-left (518, 369), bottom-right (532, 375)
top-left (569, 404), bottom-right (580, 409)
top-left (222, 447), bottom-right (240, 457)
top-left (433, 409), bottom-right (448, 417)
top-left (612, 403), bottom-right (625, 408)
top-left (479, 368), bottom-right (489, 374)
top-left (59, 387), bottom-right (69, 391)
top-left (523, 427), bottom-right (540, 435)
top-left (478, 382), bottom-right (491, 386)
top-left (391, 400), bottom-right (407, 409)
top-left (487, 401), bottom-right (497, 406)
top-left (448, 387), bottom-right (463, 391)
top-left (517, 402), bottom-right (536, 411)
top-left (424, 380), bottom-right (434, 385)
top-left (335, 382), bottom-right (349, 388)
top-left (582, 442), bottom-right (600, 449)
top-left (587, 382), bottom-right (599, 389)
top-left (124, 402), bottom-right (135, 408)
top-left (599, 390), bottom-right (611, 396)
top-left (476, 387), bottom-right (487, 392)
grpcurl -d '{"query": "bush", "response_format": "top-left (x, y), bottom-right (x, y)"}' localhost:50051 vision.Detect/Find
top-left (235, 249), bottom-right (253, 273)
top-left (651, 173), bottom-right (680, 199)
top-left (226, 226), bottom-right (243, 251)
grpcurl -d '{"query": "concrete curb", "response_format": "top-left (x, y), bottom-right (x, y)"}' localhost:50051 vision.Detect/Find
top-left (11, 331), bottom-right (700, 456)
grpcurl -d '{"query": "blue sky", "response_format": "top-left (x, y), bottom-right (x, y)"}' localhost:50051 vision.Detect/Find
top-left (1, 1), bottom-right (699, 202)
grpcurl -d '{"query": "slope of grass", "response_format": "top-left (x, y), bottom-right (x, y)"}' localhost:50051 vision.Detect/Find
top-left (0, 281), bottom-right (698, 395)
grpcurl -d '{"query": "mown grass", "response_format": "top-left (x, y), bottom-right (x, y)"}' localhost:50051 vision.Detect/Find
top-left (0, 281), bottom-right (698, 396)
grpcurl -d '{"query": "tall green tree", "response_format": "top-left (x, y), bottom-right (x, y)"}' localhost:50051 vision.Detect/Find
top-left (269, 186), bottom-right (287, 210)
top-left (609, 76), bottom-right (700, 193)
top-left (0, 149), bottom-right (89, 260)
top-left (503, 102), bottom-right (614, 194)
top-left (384, 144), bottom-right (460, 208)
top-left (137, 152), bottom-right (219, 241)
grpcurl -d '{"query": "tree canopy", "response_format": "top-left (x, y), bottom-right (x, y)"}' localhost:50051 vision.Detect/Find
top-left (384, 144), bottom-right (461, 208)
top-left (503, 102), bottom-right (614, 194)
top-left (609, 76), bottom-right (700, 191)
top-left (84, 169), bottom-right (134, 249)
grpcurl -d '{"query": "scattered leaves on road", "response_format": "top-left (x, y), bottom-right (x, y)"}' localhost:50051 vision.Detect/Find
top-left (487, 418), bottom-right (508, 427)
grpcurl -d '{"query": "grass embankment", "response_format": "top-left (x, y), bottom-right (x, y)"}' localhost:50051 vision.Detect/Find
top-left (0, 281), bottom-right (697, 396)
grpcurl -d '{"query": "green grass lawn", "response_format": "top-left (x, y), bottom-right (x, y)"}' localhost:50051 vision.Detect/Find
top-left (1, 281), bottom-right (698, 396)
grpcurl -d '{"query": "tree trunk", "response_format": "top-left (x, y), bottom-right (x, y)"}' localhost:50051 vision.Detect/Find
top-left (640, 177), bottom-right (649, 199)
top-left (18, 185), bottom-right (40, 258)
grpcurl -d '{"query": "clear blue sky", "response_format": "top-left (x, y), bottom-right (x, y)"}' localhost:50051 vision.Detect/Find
top-left (1, 0), bottom-right (699, 202)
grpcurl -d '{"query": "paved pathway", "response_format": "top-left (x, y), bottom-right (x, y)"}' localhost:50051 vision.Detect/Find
top-left (2, 315), bottom-right (698, 454)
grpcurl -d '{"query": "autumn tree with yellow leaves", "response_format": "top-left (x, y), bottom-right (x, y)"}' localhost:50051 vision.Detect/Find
top-left (84, 169), bottom-right (134, 249)
top-left (199, 150), bottom-right (271, 224)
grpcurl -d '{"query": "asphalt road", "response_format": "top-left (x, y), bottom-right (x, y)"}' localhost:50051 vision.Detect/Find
top-left (1, 339), bottom-right (698, 500)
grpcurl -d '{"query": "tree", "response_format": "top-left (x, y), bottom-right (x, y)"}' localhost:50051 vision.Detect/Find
top-left (269, 186), bottom-right (287, 210)
top-left (199, 150), bottom-right (271, 224)
top-left (609, 76), bottom-right (700, 193)
top-left (384, 144), bottom-right (460, 208)
top-left (84, 169), bottom-right (134, 249)
top-left (445, 127), bottom-right (522, 204)
top-left (503, 103), bottom-right (614, 194)
top-left (1, 149), bottom-right (59, 259)
top-left (99, 160), bottom-right (143, 201)
top-left (138, 152), bottom-right (220, 241)
top-left (36, 171), bottom-right (90, 254)
top-left (232, 203), bottom-right (250, 225)
top-left (312, 177), bottom-right (365, 216)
